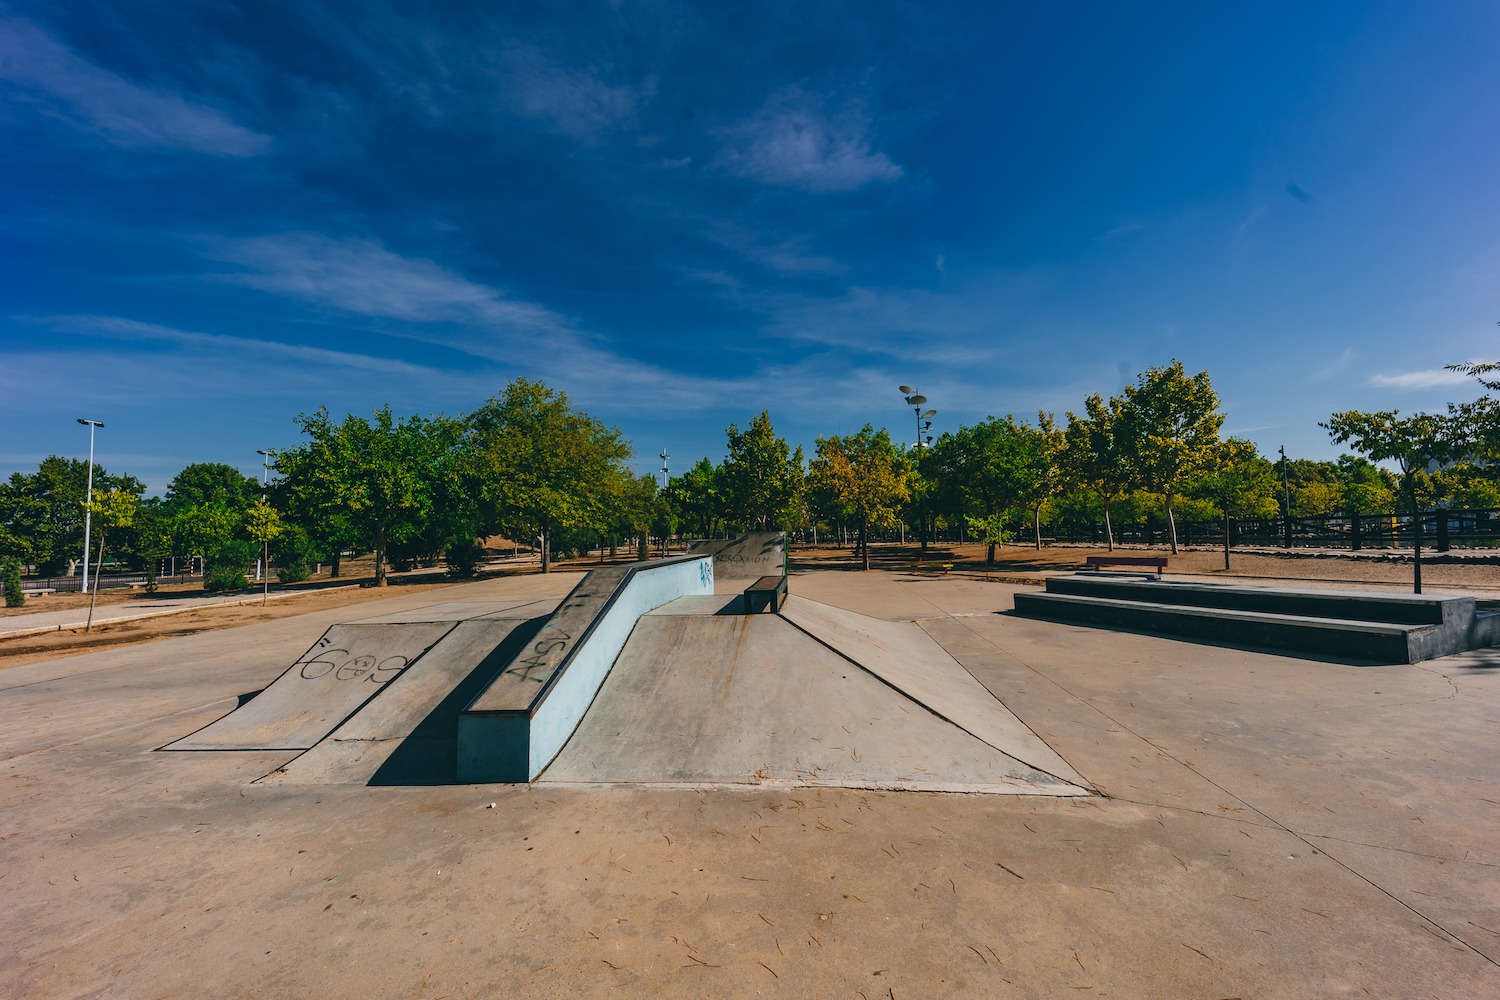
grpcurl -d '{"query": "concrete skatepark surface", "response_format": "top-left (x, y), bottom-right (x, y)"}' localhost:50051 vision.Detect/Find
top-left (3, 569), bottom-right (1499, 997)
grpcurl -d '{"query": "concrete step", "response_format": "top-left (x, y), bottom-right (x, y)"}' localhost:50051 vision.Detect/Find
top-left (1013, 591), bottom-right (1443, 663)
top-left (1046, 575), bottom-right (1469, 626)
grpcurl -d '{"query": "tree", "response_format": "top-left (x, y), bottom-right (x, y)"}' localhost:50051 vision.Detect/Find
top-left (721, 412), bottom-right (804, 531)
top-left (927, 416), bottom-right (1035, 564)
top-left (808, 426), bottom-right (911, 570)
top-left (244, 498), bottom-right (284, 604)
top-left (1117, 361), bottom-right (1223, 554)
top-left (1013, 412), bottom-right (1065, 550)
top-left (163, 463), bottom-right (260, 512)
top-left (1062, 393), bottom-right (1136, 550)
top-left (0, 457), bottom-right (143, 574)
top-left (277, 406), bottom-right (464, 586)
top-left (664, 458), bottom-right (726, 538)
top-left (83, 489), bottom-right (137, 630)
top-left (464, 379), bottom-right (632, 573)
top-left (1323, 409), bottom-right (1459, 593)
top-left (1188, 439), bottom-right (1278, 570)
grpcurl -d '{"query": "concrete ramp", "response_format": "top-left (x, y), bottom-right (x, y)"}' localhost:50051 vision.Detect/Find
top-left (259, 604), bottom-right (557, 785)
top-left (541, 601), bottom-right (1085, 795)
top-left (779, 595), bottom-right (1088, 787)
top-left (458, 556), bottom-right (715, 783)
top-left (162, 601), bottom-right (552, 752)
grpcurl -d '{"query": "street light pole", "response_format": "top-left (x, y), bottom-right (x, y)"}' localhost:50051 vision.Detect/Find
top-left (898, 387), bottom-right (936, 552)
top-left (659, 450), bottom-right (670, 555)
top-left (77, 419), bottom-right (104, 592)
top-left (256, 450), bottom-right (277, 582)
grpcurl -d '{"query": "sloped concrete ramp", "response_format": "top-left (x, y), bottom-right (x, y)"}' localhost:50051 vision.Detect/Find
top-left (779, 594), bottom-right (1089, 787)
top-left (258, 601), bottom-right (559, 784)
top-left (541, 599), bottom-right (1087, 795)
top-left (162, 601), bottom-right (552, 752)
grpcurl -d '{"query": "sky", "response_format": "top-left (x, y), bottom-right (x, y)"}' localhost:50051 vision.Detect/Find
top-left (2, 0), bottom-right (1498, 492)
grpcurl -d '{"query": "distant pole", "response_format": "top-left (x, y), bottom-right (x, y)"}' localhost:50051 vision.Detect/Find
top-left (899, 386), bottom-right (936, 551)
top-left (659, 450), bottom-right (669, 555)
top-left (1279, 445), bottom-right (1293, 548)
top-left (257, 450), bottom-right (277, 582)
top-left (77, 419), bottom-right (104, 592)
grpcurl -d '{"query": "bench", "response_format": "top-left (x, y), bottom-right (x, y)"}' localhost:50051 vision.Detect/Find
top-left (744, 574), bottom-right (788, 614)
top-left (1085, 555), bottom-right (1168, 579)
top-left (910, 560), bottom-right (955, 575)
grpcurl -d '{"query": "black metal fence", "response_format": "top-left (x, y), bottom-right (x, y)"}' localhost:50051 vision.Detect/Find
top-left (1052, 507), bottom-right (1500, 551)
top-left (22, 571), bottom-right (205, 593)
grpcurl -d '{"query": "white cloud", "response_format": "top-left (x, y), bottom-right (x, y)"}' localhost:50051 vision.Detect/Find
top-left (717, 86), bottom-right (902, 193)
top-left (0, 17), bottom-right (270, 156)
top-left (1369, 367), bottom-right (1476, 389)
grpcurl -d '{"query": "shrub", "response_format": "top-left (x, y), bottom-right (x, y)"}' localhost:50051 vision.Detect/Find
top-left (204, 539), bottom-right (257, 592)
top-left (445, 539), bottom-right (484, 577)
top-left (277, 562), bottom-right (310, 584)
top-left (2, 558), bottom-right (24, 608)
top-left (203, 569), bottom-right (248, 592)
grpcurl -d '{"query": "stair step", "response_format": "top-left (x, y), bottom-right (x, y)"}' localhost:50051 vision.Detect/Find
top-left (1013, 591), bottom-right (1439, 663)
top-left (1046, 575), bottom-right (1469, 626)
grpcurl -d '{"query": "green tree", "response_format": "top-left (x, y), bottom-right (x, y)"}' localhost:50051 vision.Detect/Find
top-left (721, 412), bottom-right (805, 530)
top-left (927, 416), bottom-right (1035, 564)
top-left (244, 498), bottom-right (284, 602)
top-left (464, 379), bottom-right (632, 573)
top-left (163, 463), bottom-right (260, 513)
top-left (1062, 393), bottom-right (1136, 550)
top-left (1188, 439), bottom-right (1278, 570)
top-left (1013, 412), bottom-right (1065, 550)
top-left (1323, 409), bottom-right (1459, 593)
top-left (809, 426), bottom-right (911, 570)
top-left (277, 406), bottom-right (464, 586)
top-left (1117, 360), bottom-right (1223, 554)
top-left (0, 457), bottom-right (143, 574)
top-left (82, 489), bottom-right (138, 629)
top-left (2, 556), bottom-right (23, 607)
top-left (663, 458), bottom-right (725, 538)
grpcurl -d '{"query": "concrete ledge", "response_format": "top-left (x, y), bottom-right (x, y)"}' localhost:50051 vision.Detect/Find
top-left (1013, 591), bottom-right (1439, 663)
top-left (457, 555), bottom-right (714, 783)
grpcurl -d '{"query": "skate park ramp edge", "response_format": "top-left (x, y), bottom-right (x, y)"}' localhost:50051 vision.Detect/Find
top-left (540, 602), bottom-right (1087, 795)
top-left (161, 600), bottom-right (559, 752)
top-left (457, 555), bottom-right (715, 783)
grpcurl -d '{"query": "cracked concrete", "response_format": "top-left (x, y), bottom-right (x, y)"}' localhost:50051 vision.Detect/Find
top-left (1, 570), bottom-right (1497, 998)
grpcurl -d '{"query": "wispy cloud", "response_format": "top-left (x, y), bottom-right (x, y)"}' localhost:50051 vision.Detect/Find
top-left (204, 233), bottom-right (568, 335)
top-left (1369, 367), bottom-right (1477, 389)
top-left (504, 47), bottom-right (654, 142)
top-left (0, 17), bottom-right (270, 156)
top-left (717, 86), bottom-right (902, 193)
top-left (1311, 347), bottom-right (1356, 381)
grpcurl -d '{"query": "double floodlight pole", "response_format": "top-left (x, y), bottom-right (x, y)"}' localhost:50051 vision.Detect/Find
top-left (898, 386), bottom-right (937, 551)
top-left (77, 419), bottom-right (104, 593)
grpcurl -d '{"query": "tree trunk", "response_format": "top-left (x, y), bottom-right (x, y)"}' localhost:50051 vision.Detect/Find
top-left (374, 524), bottom-right (388, 586)
top-left (861, 516), bottom-right (870, 571)
top-left (1223, 511), bottom-right (1231, 571)
top-left (1164, 493), bottom-right (1179, 554)
top-left (1103, 500), bottom-right (1115, 551)
top-left (987, 542), bottom-right (996, 565)
top-left (637, 533), bottom-right (649, 561)
top-left (331, 548), bottom-right (342, 578)
top-left (540, 527), bottom-right (550, 573)
top-left (1033, 505), bottom-right (1043, 550)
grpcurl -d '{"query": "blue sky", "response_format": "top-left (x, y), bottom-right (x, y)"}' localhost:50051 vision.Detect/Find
top-left (2, 1), bottom-right (1497, 491)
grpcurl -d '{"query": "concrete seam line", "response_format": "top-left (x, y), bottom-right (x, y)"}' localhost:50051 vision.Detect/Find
top-left (0, 584), bottom-right (365, 640)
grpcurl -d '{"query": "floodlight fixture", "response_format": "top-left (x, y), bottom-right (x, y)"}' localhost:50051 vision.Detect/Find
top-left (899, 385), bottom-right (913, 394)
top-left (921, 409), bottom-right (936, 419)
top-left (907, 395), bottom-right (927, 406)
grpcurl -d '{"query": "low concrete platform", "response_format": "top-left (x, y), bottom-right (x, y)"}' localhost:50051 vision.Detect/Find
top-left (3, 569), bottom-right (1498, 998)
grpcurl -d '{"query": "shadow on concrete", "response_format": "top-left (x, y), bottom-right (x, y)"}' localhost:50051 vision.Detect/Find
top-left (367, 617), bottom-right (547, 786)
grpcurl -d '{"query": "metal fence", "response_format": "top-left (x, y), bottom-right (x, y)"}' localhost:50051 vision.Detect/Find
top-left (22, 571), bottom-right (204, 593)
top-left (1050, 507), bottom-right (1500, 551)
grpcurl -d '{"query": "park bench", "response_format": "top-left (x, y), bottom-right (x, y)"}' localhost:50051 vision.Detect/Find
top-left (744, 574), bottom-right (788, 614)
top-left (910, 559), bottom-right (955, 575)
top-left (1085, 555), bottom-right (1168, 579)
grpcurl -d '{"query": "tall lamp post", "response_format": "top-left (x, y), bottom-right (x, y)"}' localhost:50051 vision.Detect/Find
top-left (77, 419), bottom-right (104, 592)
top-left (1279, 446), bottom-right (1293, 549)
top-left (256, 449), bottom-right (277, 581)
top-left (659, 450), bottom-right (670, 556)
top-left (898, 387), bottom-right (937, 551)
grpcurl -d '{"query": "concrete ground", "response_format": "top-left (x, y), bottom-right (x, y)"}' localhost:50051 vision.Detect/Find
top-left (2, 569), bottom-right (1497, 998)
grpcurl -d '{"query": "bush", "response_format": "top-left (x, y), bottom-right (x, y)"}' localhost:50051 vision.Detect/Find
top-left (203, 569), bottom-right (248, 592)
top-left (277, 562), bottom-right (310, 584)
top-left (444, 539), bottom-right (484, 577)
top-left (2, 557), bottom-right (24, 608)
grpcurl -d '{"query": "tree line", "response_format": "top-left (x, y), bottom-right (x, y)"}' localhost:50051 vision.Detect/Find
top-left (5, 358), bottom-right (1500, 594)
